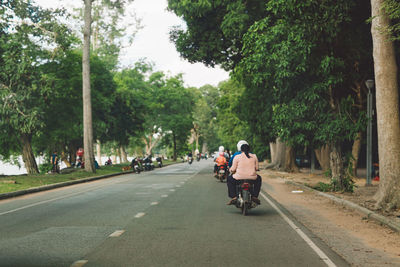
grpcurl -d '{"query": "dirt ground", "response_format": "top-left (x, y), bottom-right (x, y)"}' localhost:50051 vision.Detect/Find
top-left (259, 167), bottom-right (400, 266)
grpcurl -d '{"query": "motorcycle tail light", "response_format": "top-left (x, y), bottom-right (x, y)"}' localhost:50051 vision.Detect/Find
top-left (241, 183), bottom-right (250, 190)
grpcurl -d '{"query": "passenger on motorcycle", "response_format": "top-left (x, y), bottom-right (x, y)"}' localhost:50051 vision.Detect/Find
top-left (228, 140), bottom-right (248, 167)
top-left (227, 143), bottom-right (262, 205)
top-left (215, 152), bottom-right (228, 176)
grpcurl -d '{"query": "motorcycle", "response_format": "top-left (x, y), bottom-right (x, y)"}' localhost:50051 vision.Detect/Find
top-left (188, 157), bottom-right (193, 164)
top-left (234, 180), bottom-right (258, 216)
top-left (156, 157), bottom-right (163, 168)
top-left (217, 165), bottom-right (227, 182)
top-left (196, 155), bottom-right (201, 162)
top-left (130, 158), bottom-right (142, 174)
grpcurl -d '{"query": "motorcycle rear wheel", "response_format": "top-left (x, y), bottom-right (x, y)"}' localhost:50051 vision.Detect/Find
top-left (241, 203), bottom-right (248, 216)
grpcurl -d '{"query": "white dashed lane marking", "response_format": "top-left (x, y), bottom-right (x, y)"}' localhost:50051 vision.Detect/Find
top-left (134, 212), bottom-right (146, 218)
top-left (70, 260), bottom-right (88, 267)
top-left (109, 230), bottom-right (125, 237)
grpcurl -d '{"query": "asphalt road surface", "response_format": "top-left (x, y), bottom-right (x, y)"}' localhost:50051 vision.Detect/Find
top-left (0, 160), bottom-right (348, 267)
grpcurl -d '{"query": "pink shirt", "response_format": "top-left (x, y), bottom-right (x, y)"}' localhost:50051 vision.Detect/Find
top-left (230, 153), bottom-right (259, 180)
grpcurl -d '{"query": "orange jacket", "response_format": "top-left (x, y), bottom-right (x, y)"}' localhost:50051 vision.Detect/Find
top-left (216, 155), bottom-right (227, 166)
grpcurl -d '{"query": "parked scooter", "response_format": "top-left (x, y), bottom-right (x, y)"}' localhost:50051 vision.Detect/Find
top-left (130, 158), bottom-right (141, 174)
top-left (234, 180), bottom-right (259, 216)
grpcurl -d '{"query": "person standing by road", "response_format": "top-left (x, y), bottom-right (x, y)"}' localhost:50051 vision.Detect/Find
top-left (51, 151), bottom-right (59, 173)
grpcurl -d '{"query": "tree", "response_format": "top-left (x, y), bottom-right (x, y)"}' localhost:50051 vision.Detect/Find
top-left (370, 0), bottom-right (400, 211)
top-left (158, 75), bottom-right (194, 161)
top-left (82, 0), bottom-right (95, 172)
top-left (168, 0), bottom-right (267, 70)
top-left (0, 0), bottom-right (72, 174)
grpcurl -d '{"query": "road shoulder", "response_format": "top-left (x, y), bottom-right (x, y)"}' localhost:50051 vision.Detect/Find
top-left (260, 169), bottom-right (400, 266)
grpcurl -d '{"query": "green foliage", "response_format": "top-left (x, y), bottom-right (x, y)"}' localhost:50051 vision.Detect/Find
top-left (383, 0), bottom-right (400, 40)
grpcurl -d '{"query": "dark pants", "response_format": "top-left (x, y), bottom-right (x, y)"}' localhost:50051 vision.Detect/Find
top-left (227, 175), bottom-right (262, 198)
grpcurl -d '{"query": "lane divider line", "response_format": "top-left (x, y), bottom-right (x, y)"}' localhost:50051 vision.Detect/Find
top-left (70, 260), bottom-right (88, 267)
top-left (260, 192), bottom-right (337, 267)
top-left (150, 202), bottom-right (158, 205)
top-left (169, 189), bottom-right (175, 192)
top-left (109, 230), bottom-right (125, 237)
top-left (161, 195), bottom-right (168, 198)
top-left (134, 212), bottom-right (146, 218)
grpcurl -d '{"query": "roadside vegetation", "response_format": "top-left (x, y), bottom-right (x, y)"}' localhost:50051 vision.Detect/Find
top-left (1, 1), bottom-right (399, 211)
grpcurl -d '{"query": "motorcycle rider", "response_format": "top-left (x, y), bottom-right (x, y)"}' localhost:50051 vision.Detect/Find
top-left (215, 151), bottom-right (228, 177)
top-left (229, 140), bottom-right (248, 167)
top-left (227, 143), bottom-right (262, 205)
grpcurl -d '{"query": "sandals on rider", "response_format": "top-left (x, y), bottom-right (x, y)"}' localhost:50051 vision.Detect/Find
top-left (227, 197), bottom-right (237, 205)
top-left (252, 197), bottom-right (261, 205)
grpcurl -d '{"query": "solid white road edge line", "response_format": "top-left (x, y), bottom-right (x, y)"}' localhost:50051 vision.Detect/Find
top-left (70, 260), bottom-right (88, 267)
top-left (260, 192), bottom-right (337, 267)
top-left (109, 230), bottom-right (125, 237)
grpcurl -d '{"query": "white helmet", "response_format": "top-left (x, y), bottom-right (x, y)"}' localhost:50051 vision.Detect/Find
top-left (218, 146), bottom-right (224, 152)
top-left (237, 140), bottom-right (248, 151)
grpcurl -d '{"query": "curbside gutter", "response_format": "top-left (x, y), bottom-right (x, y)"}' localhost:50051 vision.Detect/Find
top-left (283, 180), bottom-right (400, 233)
top-left (0, 171), bottom-right (133, 201)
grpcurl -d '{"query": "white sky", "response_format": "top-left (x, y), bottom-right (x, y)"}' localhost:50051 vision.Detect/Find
top-left (34, 0), bottom-right (229, 88)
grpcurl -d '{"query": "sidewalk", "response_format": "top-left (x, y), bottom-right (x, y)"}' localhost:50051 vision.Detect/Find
top-left (260, 168), bottom-right (400, 266)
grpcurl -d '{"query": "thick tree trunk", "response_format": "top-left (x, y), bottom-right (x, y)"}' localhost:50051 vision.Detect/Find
top-left (266, 138), bottom-right (286, 169)
top-left (285, 146), bottom-right (299, 173)
top-left (350, 132), bottom-right (362, 177)
top-left (143, 134), bottom-right (160, 156)
top-left (83, 0), bottom-right (95, 173)
top-left (117, 147), bottom-right (122, 164)
top-left (314, 145), bottom-right (331, 171)
top-left (111, 147), bottom-right (117, 164)
top-left (371, 0), bottom-right (400, 211)
top-left (121, 146), bottom-right (128, 163)
top-left (20, 133), bottom-right (39, 174)
top-left (70, 145), bottom-right (77, 165)
top-left (330, 144), bottom-right (345, 191)
top-left (202, 142), bottom-right (208, 154)
top-left (96, 140), bottom-right (101, 165)
top-left (173, 132), bottom-right (177, 161)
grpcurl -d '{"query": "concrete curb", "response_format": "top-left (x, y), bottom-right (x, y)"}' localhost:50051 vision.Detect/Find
top-left (283, 180), bottom-right (400, 233)
top-left (0, 171), bottom-right (133, 200)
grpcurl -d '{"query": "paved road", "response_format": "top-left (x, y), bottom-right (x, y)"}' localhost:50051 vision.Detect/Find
top-left (0, 160), bottom-right (348, 267)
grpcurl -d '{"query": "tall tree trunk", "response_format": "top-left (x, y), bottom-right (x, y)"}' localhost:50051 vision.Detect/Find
top-left (20, 133), bottom-right (39, 174)
top-left (121, 146), bottom-right (128, 163)
top-left (202, 142), bottom-right (208, 154)
top-left (96, 140), bottom-right (101, 165)
top-left (111, 147), bottom-right (117, 164)
top-left (330, 144), bottom-right (345, 191)
top-left (314, 145), bottom-right (331, 171)
top-left (371, 0), bottom-right (400, 211)
top-left (117, 147), bottom-right (122, 164)
top-left (285, 146), bottom-right (299, 173)
top-left (266, 138), bottom-right (286, 169)
top-left (173, 132), bottom-right (177, 161)
top-left (350, 132), bottom-right (362, 177)
top-left (83, 0), bottom-right (95, 173)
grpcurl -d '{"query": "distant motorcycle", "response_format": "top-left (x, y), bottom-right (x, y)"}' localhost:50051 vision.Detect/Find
top-left (188, 157), bottom-right (193, 164)
top-left (233, 180), bottom-right (259, 216)
top-left (156, 157), bottom-right (163, 168)
top-left (217, 165), bottom-right (227, 182)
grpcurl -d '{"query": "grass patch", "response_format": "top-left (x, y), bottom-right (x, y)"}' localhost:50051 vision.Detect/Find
top-left (0, 160), bottom-right (180, 194)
